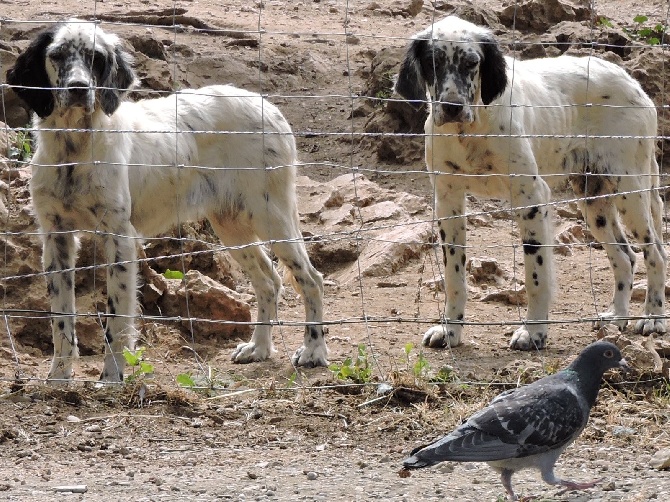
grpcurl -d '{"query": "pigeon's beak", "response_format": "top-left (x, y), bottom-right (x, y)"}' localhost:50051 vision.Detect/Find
top-left (617, 357), bottom-right (630, 371)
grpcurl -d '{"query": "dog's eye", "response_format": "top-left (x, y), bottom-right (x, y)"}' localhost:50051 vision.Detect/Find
top-left (48, 49), bottom-right (66, 62)
top-left (463, 56), bottom-right (479, 69)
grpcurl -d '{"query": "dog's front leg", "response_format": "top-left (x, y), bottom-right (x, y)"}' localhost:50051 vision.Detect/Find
top-left (509, 174), bottom-right (553, 350)
top-left (99, 227), bottom-right (138, 382)
top-left (43, 231), bottom-right (79, 383)
top-left (423, 185), bottom-right (467, 348)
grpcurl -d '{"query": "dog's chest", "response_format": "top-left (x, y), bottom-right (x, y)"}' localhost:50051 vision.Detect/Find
top-left (428, 135), bottom-right (500, 175)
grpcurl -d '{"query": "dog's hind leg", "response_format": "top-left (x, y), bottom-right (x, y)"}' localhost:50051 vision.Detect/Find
top-left (99, 226), bottom-right (138, 382)
top-left (576, 194), bottom-right (634, 330)
top-left (263, 210), bottom-right (326, 368)
top-left (43, 230), bottom-right (79, 383)
top-left (211, 219), bottom-right (282, 364)
top-left (615, 177), bottom-right (667, 335)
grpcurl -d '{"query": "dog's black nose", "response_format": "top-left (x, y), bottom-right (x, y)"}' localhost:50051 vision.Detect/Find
top-left (442, 102), bottom-right (464, 118)
top-left (66, 81), bottom-right (90, 97)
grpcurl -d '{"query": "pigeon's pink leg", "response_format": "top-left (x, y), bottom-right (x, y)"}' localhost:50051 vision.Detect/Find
top-left (500, 469), bottom-right (518, 500)
top-left (554, 477), bottom-right (604, 495)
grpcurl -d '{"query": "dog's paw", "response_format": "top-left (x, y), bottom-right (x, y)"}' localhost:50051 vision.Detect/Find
top-left (47, 360), bottom-right (73, 385)
top-left (634, 318), bottom-right (666, 336)
top-left (422, 325), bottom-right (462, 348)
top-left (231, 341), bottom-right (275, 364)
top-left (291, 344), bottom-right (328, 368)
top-left (509, 327), bottom-right (546, 350)
top-left (593, 311), bottom-right (628, 331)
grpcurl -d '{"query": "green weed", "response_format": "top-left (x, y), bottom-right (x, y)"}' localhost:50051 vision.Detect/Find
top-left (163, 269), bottom-right (185, 280)
top-left (329, 343), bottom-right (372, 384)
top-left (7, 131), bottom-right (32, 163)
top-left (627, 15), bottom-right (666, 45)
top-left (123, 347), bottom-right (154, 382)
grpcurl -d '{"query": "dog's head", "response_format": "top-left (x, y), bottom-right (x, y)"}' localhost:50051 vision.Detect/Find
top-left (6, 19), bottom-right (138, 119)
top-left (395, 16), bottom-right (508, 127)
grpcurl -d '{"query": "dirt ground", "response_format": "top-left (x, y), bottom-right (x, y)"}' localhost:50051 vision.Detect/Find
top-left (1, 1), bottom-right (670, 501)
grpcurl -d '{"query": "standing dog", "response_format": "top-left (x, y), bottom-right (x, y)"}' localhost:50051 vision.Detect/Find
top-left (7, 20), bottom-right (328, 382)
top-left (395, 16), bottom-right (666, 350)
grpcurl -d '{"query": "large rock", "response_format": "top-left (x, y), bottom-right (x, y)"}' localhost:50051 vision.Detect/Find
top-left (296, 174), bottom-right (432, 282)
top-left (500, 0), bottom-right (591, 32)
top-left (160, 270), bottom-right (252, 338)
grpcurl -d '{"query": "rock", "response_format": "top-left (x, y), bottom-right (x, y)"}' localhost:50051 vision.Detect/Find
top-left (53, 485), bottom-right (88, 494)
top-left (127, 34), bottom-right (168, 61)
top-left (481, 287), bottom-right (527, 306)
top-left (500, 0), bottom-right (592, 32)
top-left (554, 223), bottom-right (595, 256)
top-left (650, 448), bottom-right (670, 470)
top-left (467, 257), bottom-right (506, 285)
top-left (335, 222), bottom-right (432, 283)
top-left (160, 270), bottom-right (252, 338)
top-left (390, 0), bottom-right (423, 18)
top-left (619, 340), bottom-right (661, 375)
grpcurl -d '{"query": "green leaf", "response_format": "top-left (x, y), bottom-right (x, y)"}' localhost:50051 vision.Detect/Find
top-left (633, 14), bottom-right (648, 24)
top-left (163, 269), bottom-right (185, 280)
top-left (139, 361), bottom-right (154, 374)
top-left (176, 373), bottom-right (196, 387)
top-left (404, 342), bottom-right (414, 356)
top-left (123, 347), bottom-right (140, 366)
top-left (598, 16), bottom-right (613, 28)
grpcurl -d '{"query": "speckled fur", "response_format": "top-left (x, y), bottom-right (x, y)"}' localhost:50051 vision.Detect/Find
top-left (6, 20), bottom-right (327, 382)
top-left (396, 16), bottom-right (666, 351)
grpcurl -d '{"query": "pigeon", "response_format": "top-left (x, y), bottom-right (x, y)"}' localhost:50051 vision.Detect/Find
top-left (402, 341), bottom-right (627, 500)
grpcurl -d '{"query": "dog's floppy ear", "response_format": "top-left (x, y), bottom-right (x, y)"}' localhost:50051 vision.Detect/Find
top-left (99, 44), bottom-right (138, 115)
top-left (478, 33), bottom-right (507, 105)
top-left (395, 38), bottom-right (429, 109)
top-left (6, 26), bottom-right (58, 119)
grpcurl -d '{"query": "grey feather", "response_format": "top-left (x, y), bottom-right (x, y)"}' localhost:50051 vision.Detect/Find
top-left (403, 341), bottom-right (627, 500)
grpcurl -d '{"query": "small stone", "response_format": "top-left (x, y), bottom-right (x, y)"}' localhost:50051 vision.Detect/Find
top-left (650, 448), bottom-right (670, 469)
top-left (601, 480), bottom-right (616, 491)
top-left (306, 471), bottom-right (318, 480)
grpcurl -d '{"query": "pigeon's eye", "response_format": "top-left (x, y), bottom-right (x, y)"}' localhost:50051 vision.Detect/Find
top-left (604, 349), bottom-right (614, 358)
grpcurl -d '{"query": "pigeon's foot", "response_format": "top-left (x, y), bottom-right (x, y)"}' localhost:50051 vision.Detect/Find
top-left (555, 477), bottom-right (604, 496)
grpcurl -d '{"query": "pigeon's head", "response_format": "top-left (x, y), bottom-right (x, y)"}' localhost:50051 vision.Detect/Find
top-left (570, 341), bottom-right (628, 373)
top-left (567, 341), bottom-right (627, 405)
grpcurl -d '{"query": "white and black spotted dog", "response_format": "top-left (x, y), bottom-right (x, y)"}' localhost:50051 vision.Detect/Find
top-left (6, 20), bottom-right (328, 382)
top-left (395, 16), bottom-right (666, 350)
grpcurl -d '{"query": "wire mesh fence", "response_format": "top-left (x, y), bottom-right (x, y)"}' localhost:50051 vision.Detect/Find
top-left (1, 0), bottom-right (669, 391)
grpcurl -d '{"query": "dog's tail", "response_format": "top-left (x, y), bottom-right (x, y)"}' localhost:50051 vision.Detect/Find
top-left (279, 262), bottom-right (301, 298)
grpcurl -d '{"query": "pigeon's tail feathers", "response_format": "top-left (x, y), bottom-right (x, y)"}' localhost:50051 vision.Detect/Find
top-left (403, 445), bottom-right (442, 469)
top-left (404, 427), bottom-right (525, 467)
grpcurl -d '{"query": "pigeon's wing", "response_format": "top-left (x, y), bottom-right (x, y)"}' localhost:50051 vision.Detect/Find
top-left (404, 378), bottom-right (587, 466)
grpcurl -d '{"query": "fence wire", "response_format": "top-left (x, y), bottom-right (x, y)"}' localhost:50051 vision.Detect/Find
top-left (1, 0), bottom-right (669, 389)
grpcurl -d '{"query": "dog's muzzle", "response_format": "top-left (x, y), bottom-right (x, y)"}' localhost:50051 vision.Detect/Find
top-left (432, 97), bottom-right (473, 126)
top-left (63, 80), bottom-right (93, 108)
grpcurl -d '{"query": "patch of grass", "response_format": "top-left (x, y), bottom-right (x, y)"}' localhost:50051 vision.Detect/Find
top-left (597, 16), bottom-right (614, 28)
top-left (329, 343), bottom-right (372, 384)
top-left (651, 378), bottom-right (670, 404)
top-left (403, 343), bottom-right (456, 385)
